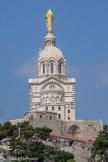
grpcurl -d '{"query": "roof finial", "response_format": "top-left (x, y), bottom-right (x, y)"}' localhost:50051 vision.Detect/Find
top-left (46, 8), bottom-right (53, 32)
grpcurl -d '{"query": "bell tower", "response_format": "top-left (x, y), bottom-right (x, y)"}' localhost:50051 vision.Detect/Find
top-left (38, 9), bottom-right (66, 79)
top-left (25, 8), bottom-right (76, 122)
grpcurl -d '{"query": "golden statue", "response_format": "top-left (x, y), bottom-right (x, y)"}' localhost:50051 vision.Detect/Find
top-left (46, 8), bottom-right (53, 32)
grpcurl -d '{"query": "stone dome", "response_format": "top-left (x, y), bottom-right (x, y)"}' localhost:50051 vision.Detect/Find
top-left (39, 46), bottom-right (64, 61)
top-left (38, 32), bottom-right (66, 78)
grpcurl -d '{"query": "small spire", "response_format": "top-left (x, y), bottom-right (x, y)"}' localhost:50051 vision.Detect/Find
top-left (46, 8), bottom-right (53, 33)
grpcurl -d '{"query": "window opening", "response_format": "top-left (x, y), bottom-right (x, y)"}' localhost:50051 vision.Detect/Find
top-left (40, 115), bottom-right (42, 118)
top-left (68, 110), bottom-right (70, 113)
top-left (58, 114), bottom-right (61, 119)
top-left (58, 62), bottom-right (61, 73)
top-left (43, 62), bottom-right (45, 74)
top-left (52, 107), bottom-right (54, 111)
top-left (46, 107), bottom-right (48, 111)
top-left (51, 62), bottom-right (54, 73)
top-left (58, 107), bottom-right (61, 110)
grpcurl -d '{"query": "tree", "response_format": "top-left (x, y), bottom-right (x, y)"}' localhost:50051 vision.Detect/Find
top-left (0, 130), bottom-right (7, 139)
top-left (0, 124), bottom-right (2, 130)
top-left (1, 121), bottom-right (75, 161)
top-left (2, 121), bottom-right (11, 130)
top-left (67, 160), bottom-right (76, 162)
top-left (1, 121), bottom-right (18, 137)
top-left (90, 125), bottom-right (108, 162)
top-left (8, 138), bottom-right (75, 162)
top-left (21, 126), bottom-right (34, 140)
top-left (17, 121), bottom-right (29, 129)
top-left (35, 127), bottom-right (52, 140)
top-left (9, 136), bottom-right (18, 152)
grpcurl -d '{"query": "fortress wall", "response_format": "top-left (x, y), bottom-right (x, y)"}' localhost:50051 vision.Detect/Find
top-left (29, 111), bottom-right (102, 141)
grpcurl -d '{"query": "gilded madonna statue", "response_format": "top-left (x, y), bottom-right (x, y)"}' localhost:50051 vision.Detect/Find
top-left (46, 8), bottom-right (53, 32)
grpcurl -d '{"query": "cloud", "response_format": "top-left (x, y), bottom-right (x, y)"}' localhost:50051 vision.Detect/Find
top-left (66, 66), bottom-right (81, 78)
top-left (14, 56), bottom-right (38, 78)
top-left (93, 62), bottom-right (108, 86)
top-left (100, 73), bottom-right (108, 85)
top-left (14, 56), bottom-right (81, 79)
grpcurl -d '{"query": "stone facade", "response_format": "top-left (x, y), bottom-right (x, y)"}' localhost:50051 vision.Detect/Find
top-left (24, 15), bottom-right (76, 121)
top-left (9, 119), bottom-right (24, 125)
top-left (27, 111), bottom-right (103, 141)
top-left (24, 9), bottom-right (103, 141)
top-left (60, 141), bottom-right (91, 162)
top-left (27, 76), bottom-right (76, 121)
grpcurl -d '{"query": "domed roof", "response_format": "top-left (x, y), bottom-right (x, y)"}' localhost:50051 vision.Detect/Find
top-left (39, 46), bottom-right (64, 60)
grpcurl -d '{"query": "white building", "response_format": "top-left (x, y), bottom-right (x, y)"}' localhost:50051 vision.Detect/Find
top-left (23, 9), bottom-right (103, 141)
top-left (24, 8), bottom-right (76, 121)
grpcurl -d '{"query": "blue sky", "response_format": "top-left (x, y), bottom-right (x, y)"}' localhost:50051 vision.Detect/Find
top-left (0, 0), bottom-right (108, 124)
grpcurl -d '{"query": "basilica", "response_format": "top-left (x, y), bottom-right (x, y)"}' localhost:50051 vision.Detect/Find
top-left (24, 9), bottom-right (103, 141)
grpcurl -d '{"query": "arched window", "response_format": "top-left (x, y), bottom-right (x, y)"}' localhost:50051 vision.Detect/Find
top-left (68, 125), bottom-right (80, 134)
top-left (58, 62), bottom-right (61, 73)
top-left (58, 114), bottom-right (61, 119)
top-left (50, 62), bottom-right (54, 73)
top-left (42, 62), bottom-right (45, 74)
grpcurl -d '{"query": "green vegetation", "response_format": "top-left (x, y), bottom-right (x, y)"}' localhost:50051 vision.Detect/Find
top-left (90, 125), bottom-right (108, 162)
top-left (0, 121), bottom-right (75, 162)
top-left (35, 127), bottom-right (52, 140)
top-left (9, 139), bottom-right (74, 161)
top-left (0, 121), bottom-right (52, 141)
top-left (0, 121), bottom-right (18, 139)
